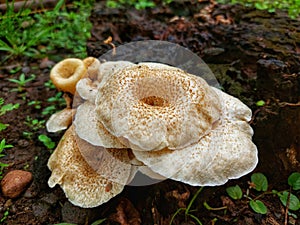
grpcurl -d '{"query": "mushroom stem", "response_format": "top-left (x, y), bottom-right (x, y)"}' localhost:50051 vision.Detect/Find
top-left (50, 58), bottom-right (87, 95)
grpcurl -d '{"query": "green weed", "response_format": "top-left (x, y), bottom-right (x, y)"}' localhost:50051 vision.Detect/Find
top-left (8, 73), bottom-right (36, 92)
top-left (38, 134), bottom-right (55, 149)
top-left (170, 187), bottom-right (204, 225)
top-left (0, 0), bottom-right (93, 61)
top-left (217, 0), bottom-right (300, 19)
top-left (226, 172), bottom-right (300, 217)
top-left (106, 0), bottom-right (173, 10)
top-left (0, 98), bottom-right (20, 131)
top-left (0, 139), bottom-right (13, 179)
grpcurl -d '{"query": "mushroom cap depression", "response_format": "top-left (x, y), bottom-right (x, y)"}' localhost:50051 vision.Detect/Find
top-left (50, 58), bottom-right (86, 94)
top-left (96, 64), bottom-right (221, 151)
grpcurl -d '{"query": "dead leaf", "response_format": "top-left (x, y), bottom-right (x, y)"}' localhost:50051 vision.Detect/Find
top-left (110, 198), bottom-right (141, 225)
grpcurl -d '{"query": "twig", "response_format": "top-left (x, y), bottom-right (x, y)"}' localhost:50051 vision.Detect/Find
top-left (0, 0), bottom-right (59, 12)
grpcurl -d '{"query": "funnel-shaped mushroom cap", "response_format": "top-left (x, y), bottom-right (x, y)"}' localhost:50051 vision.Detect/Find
top-left (46, 108), bottom-right (75, 132)
top-left (132, 87), bottom-right (258, 186)
top-left (96, 64), bottom-right (221, 151)
top-left (50, 58), bottom-right (86, 94)
top-left (47, 125), bottom-right (129, 208)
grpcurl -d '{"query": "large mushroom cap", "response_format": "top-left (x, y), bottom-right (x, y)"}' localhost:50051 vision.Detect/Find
top-left (132, 87), bottom-right (258, 186)
top-left (96, 64), bottom-right (221, 151)
top-left (47, 125), bottom-right (129, 208)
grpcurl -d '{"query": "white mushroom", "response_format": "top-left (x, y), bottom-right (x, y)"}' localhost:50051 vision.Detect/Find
top-left (46, 59), bottom-right (258, 208)
top-left (46, 108), bottom-right (75, 132)
top-left (47, 125), bottom-right (134, 208)
top-left (73, 101), bottom-right (125, 148)
top-left (132, 87), bottom-right (257, 186)
top-left (96, 65), bottom-right (221, 151)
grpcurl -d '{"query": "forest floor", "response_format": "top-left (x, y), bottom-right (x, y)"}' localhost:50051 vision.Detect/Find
top-left (0, 1), bottom-right (299, 225)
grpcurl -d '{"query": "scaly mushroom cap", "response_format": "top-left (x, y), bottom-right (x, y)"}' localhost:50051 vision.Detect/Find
top-left (132, 87), bottom-right (258, 186)
top-left (50, 58), bottom-right (86, 94)
top-left (96, 65), bottom-right (221, 151)
top-left (47, 125), bottom-right (130, 208)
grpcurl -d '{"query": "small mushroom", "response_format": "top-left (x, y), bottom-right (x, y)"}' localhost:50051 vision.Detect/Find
top-left (50, 58), bottom-right (87, 95)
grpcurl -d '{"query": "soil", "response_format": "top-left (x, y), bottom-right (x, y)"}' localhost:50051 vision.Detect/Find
top-left (0, 1), bottom-right (300, 225)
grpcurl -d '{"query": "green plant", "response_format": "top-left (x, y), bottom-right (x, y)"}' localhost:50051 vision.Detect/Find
top-left (226, 172), bottom-right (300, 217)
top-left (24, 116), bottom-right (45, 131)
top-left (0, 139), bottom-right (13, 178)
top-left (8, 73), bottom-right (36, 92)
top-left (106, 0), bottom-right (173, 10)
top-left (0, 98), bottom-right (20, 131)
top-left (28, 100), bottom-right (42, 109)
top-left (42, 92), bottom-right (66, 115)
top-left (38, 134), bottom-right (55, 149)
top-left (170, 187), bottom-right (204, 225)
top-left (0, 208), bottom-right (9, 223)
top-left (217, 0), bottom-right (300, 19)
top-left (0, 0), bottom-right (93, 61)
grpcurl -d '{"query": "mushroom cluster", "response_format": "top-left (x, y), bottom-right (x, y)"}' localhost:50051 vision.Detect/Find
top-left (46, 57), bottom-right (258, 208)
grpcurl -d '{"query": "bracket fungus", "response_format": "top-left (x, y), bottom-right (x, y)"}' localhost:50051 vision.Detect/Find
top-left (46, 57), bottom-right (258, 208)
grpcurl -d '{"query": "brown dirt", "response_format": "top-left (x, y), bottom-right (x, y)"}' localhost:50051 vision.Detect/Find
top-left (0, 1), bottom-right (299, 225)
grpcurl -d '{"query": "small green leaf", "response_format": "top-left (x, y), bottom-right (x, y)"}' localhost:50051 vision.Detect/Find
top-left (226, 185), bottom-right (243, 200)
top-left (251, 173), bottom-right (268, 191)
top-left (249, 200), bottom-right (267, 214)
top-left (91, 218), bottom-right (107, 225)
top-left (288, 172), bottom-right (300, 191)
top-left (279, 191), bottom-right (300, 211)
top-left (0, 123), bottom-right (9, 131)
top-left (256, 100), bottom-right (265, 107)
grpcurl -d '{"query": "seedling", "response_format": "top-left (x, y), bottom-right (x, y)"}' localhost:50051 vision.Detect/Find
top-left (38, 134), bottom-right (55, 149)
top-left (0, 98), bottom-right (19, 131)
top-left (8, 73), bottom-right (36, 92)
top-left (226, 172), bottom-right (300, 217)
top-left (44, 80), bottom-right (56, 89)
top-left (0, 139), bottom-right (13, 178)
top-left (42, 92), bottom-right (66, 115)
top-left (0, 98), bottom-right (20, 116)
top-left (24, 116), bottom-right (45, 131)
top-left (28, 100), bottom-right (42, 109)
top-left (170, 187), bottom-right (204, 225)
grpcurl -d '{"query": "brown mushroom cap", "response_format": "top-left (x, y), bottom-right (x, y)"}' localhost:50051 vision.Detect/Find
top-left (95, 64), bottom-right (221, 151)
top-left (50, 58), bottom-right (86, 94)
top-left (132, 87), bottom-right (258, 186)
top-left (47, 125), bottom-right (128, 208)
